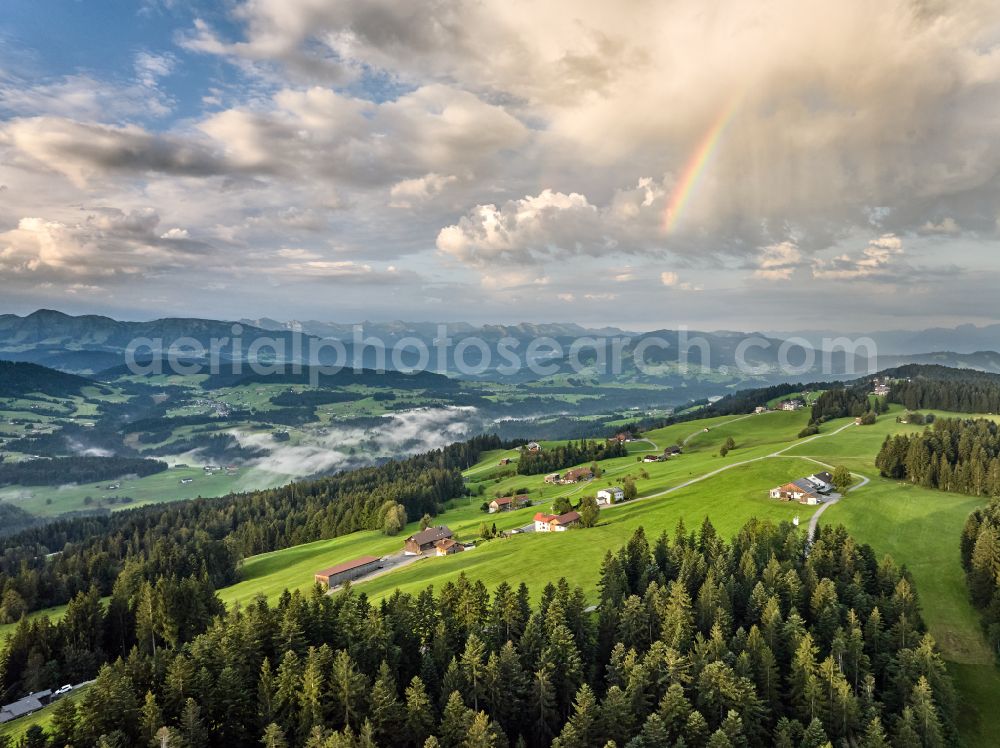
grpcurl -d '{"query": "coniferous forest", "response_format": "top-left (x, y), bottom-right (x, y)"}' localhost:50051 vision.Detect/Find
top-left (0, 519), bottom-right (958, 747)
top-left (884, 366), bottom-right (1000, 414)
top-left (517, 440), bottom-right (627, 476)
top-left (961, 500), bottom-right (1000, 660)
top-left (875, 418), bottom-right (1000, 496)
top-left (809, 388), bottom-right (873, 424)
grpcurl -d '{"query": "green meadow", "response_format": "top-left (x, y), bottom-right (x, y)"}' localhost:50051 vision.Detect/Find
top-left (0, 465), bottom-right (293, 517)
top-left (208, 403), bottom-right (1000, 746)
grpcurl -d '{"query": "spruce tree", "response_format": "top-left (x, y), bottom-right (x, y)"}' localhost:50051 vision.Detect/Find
top-left (440, 691), bottom-right (474, 748)
top-left (406, 676), bottom-right (438, 747)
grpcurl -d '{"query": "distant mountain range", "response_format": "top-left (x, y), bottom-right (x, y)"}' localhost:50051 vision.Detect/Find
top-left (240, 317), bottom-right (636, 343)
top-left (2, 309), bottom-right (999, 383)
top-left (767, 323), bottom-right (1000, 355)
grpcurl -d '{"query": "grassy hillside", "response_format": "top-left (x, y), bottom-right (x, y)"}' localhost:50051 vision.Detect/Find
top-left (208, 403), bottom-right (1000, 747)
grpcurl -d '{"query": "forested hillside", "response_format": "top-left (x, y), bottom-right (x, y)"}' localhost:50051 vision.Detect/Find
top-left (0, 435), bottom-right (504, 615)
top-left (0, 360), bottom-right (93, 398)
top-left (1, 519), bottom-right (958, 747)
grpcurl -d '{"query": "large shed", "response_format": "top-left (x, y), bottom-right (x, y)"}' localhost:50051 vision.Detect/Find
top-left (314, 555), bottom-right (382, 588)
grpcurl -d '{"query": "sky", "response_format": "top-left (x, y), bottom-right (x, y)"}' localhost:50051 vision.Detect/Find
top-left (1, 0), bottom-right (999, 331)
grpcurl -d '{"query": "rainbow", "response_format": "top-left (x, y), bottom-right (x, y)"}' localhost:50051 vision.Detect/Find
top-left (662, 99), bottom-right (739, 233)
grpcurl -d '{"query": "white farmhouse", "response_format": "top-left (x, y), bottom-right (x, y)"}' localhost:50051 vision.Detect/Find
top-left (597, 486), bottom-right (625, 505)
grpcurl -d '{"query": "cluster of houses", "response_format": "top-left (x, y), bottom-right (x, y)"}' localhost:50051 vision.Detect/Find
top-left (488, 495), bottom-right (531, 513)
top-left (778, 399), bottom-right (806, 411)
top-left (544, 467), bottom-right (594, 485)
top-left (610, 432), bottom-right (635, 443)
top-left (533, 510), bottom-right (581, 532)
top-left (769, 471), bottom-right (834, 505)
top-left (871, 378), bottom-right (892, 397)
top-left (642, 445), bottom-right (682, 463)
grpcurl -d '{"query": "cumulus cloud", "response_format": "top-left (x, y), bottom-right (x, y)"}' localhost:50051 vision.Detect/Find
top-left (196, 84), bottom-right (527, 187)
top-left (389, 172), bottom-right (458, 208)
top-left (0, 207), bottom-right (201, 282)
top-left (437, 189), bottom-right (610, 265)
top-left (920, 217), bottom-right (960, 235)
top-left (660, 272), bottom-right (679, 286)
top-left (134, 51), bottom-right (176, 88)
top-left (812, 234), bottom-right (904, 280)
top-left (753, 242), bottom-right (803, 281)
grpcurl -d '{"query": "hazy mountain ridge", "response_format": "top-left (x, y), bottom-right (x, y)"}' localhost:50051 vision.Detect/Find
top-left (240, 317), bottom-right (636, 341)
top-left (4, 310), bottom-right (999, 382)
top-left (768, 322), bottom-right (1000, 355)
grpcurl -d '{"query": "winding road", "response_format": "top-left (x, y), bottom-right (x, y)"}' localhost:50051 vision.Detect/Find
top-left (593, 417), bottom-right (874, 543)
top-left (508, 414), bottom-right (873, 539)
top-left (801, 456), bottom-right (871, 543)
top-left (639, 419), bottom-right (861, 503)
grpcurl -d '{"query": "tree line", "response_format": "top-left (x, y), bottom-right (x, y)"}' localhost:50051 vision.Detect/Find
top-left (961, 499), bottom-right (1000, 661)
top-left (809, 388), bottom-right (874, 425)
top-left (0, 456), bottom-right (167, 488)
top-left (875, 418), bottom-right (1000, 497)
top-left (888, 375), bottom-right (1000, 414)
top-left (517, 441), bottom-right (627, 476)
top-left (0, 435), bottom-right (506, 618)
top-left (0, 518), bottom-right (958, 747)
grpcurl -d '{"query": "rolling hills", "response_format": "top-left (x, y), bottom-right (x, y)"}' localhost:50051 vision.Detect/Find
top-left (198, 404), bottom-right (1000, 746)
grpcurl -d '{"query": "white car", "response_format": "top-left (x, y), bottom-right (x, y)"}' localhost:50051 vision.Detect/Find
top-left (54, 684), bottom-right (72, 697)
